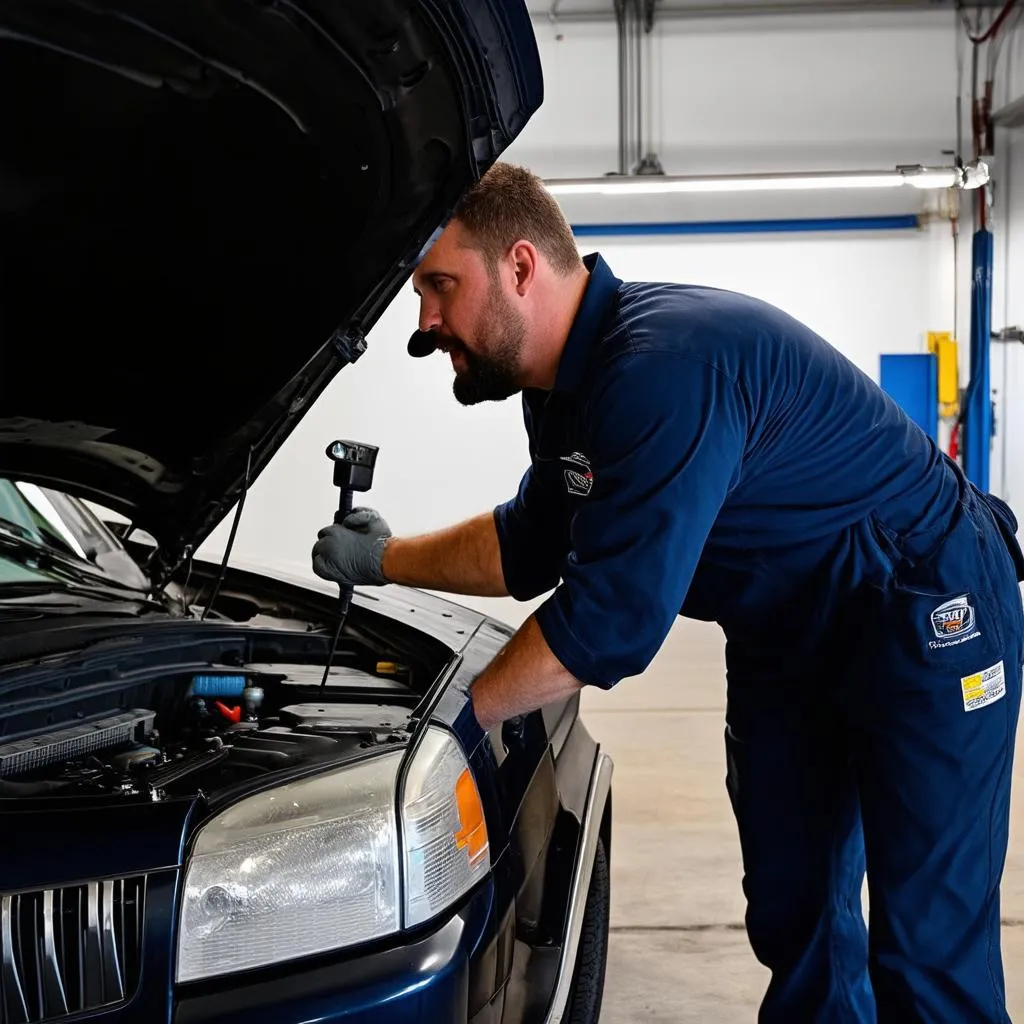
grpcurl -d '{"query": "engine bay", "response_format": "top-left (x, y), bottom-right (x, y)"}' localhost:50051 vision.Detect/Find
top-left (0, 659), bottom-right (421, 802)
top-left (0, 515), bottom-right (466, 804)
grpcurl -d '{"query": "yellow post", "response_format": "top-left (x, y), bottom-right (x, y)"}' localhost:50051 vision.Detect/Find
top-left (927, 331), bottom-right (959, 419)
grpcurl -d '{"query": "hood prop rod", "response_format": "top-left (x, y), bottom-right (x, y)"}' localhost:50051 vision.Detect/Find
top-left (199, 446), bottom-right (253, 622)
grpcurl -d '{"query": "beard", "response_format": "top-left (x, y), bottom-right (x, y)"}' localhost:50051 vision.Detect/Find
top-left (450, 284), bottom-right (527, 406)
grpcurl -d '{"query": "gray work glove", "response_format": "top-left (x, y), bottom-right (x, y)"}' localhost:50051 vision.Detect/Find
top-left (311, 508), bottom-right (392, 587)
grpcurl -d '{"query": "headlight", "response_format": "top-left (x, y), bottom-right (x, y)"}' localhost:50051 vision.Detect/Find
top-left (176, 751), bottom-right (403, 982)
top-left (176, 728), bottom-right (489, 982)
top-left (402, 727), bottom-right (490, 927)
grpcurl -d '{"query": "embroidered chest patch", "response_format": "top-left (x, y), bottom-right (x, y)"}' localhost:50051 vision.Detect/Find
top-left (561, 452), bottom-right (593, 497)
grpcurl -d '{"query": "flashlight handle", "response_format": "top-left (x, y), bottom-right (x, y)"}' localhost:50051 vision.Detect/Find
top-left (321, 488), bottom-right (355, 690)
top-left (334, 487), bottom-right (355, 615)
top-left (334, 489), bottom-right (354, 525)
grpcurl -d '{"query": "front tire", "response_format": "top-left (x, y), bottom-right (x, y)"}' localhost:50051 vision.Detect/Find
top-left (564, 835), bottom-right (610, 1023)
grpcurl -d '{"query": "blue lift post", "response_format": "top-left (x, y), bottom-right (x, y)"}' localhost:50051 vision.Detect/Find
top-left (880, 354), bottom-right (939, 441)
top-left (963, 227), bottom-right (994, 493)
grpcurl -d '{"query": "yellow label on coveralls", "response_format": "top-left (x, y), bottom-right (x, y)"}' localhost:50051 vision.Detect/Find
top-left (961, 661), bottom-right (1006, 712)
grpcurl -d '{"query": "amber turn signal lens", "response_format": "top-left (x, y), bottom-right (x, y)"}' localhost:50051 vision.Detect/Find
top-left (454, 767), bottom-right (489, 866)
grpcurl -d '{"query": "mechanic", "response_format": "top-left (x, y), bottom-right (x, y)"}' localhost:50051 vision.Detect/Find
top-left (312, 162), bottom-right (1024, 1023)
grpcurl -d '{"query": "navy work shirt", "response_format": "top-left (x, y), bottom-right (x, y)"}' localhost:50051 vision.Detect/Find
top-left (493, 253), bottom-right (960, 688)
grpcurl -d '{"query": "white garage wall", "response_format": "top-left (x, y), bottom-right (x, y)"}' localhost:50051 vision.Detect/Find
top-left (572, 227), bottom-right (952, 380)
top-left (200, 10), bottom-right (1024, 617)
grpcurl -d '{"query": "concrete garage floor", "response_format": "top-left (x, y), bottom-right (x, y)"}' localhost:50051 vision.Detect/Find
top-left (579, 618), bottom-right (1024, 1022)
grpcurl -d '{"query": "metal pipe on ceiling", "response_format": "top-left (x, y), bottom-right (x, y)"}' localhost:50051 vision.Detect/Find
top-left (634, 1), bottom-right (643, 168)
top-left (615, 0), bottom-right (628, 174)
top-left (612, 0), bottom-right (659, 176)
top-left (624, 0), bottom-right (634, 169)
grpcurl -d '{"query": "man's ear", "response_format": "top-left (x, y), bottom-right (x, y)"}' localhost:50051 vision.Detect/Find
top-left (509, 240), bottom-right (539, 296)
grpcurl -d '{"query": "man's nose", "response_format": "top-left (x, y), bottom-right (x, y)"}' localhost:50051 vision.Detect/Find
top-left (418, 300), bottom-right (443, 334)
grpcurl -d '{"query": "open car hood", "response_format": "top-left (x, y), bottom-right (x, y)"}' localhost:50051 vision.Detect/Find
top-left (0, 0), bottom-right (542, 584)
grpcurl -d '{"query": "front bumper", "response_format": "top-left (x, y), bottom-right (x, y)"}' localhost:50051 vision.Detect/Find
top-left (174, 880), bottom-right (495, 1024)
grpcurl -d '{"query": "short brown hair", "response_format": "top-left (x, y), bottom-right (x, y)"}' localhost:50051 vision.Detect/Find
top-left (453, 162), bottom-right (582, 277)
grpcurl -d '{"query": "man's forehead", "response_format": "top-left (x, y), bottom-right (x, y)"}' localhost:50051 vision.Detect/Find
top-left (412, 222), bottom-right (476, 280)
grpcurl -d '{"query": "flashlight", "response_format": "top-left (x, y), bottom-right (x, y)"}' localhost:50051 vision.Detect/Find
top-left (320, 439), bottom-right (379, 688)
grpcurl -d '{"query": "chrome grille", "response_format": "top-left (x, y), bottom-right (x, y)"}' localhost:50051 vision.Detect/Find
top-left (0, 876), bottom-right (145, 1023)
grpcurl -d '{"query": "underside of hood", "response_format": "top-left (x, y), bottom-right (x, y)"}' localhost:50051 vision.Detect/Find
top-left (0, 0), bottom-right (542, 584)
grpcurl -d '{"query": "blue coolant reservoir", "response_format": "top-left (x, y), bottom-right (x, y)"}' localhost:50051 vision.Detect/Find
top-left (188, 675), bottom-right (247, 698)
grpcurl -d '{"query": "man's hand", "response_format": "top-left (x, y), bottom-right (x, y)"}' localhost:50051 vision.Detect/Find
top-left (312, 508), bottom-right (392, 587)
top-left (311, 508), bottom-right (511, 596)
top-left (310, 510), bottom-right (581, 727)
top-left (470, 615), bottom-right (583, 730)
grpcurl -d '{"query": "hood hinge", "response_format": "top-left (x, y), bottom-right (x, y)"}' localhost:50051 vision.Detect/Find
top-left (146, 543), bottom-right (182, 593)
top-left (331, 326), bottom-right (367, 366)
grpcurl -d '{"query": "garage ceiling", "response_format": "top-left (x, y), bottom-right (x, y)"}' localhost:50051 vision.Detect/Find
top-left (528, 0), bottom-right (1005, 18)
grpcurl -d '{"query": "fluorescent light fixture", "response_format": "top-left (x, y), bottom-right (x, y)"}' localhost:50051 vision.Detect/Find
top-left (543, 163), bottom-right (988, 197)
top-left (901, 168), bottom-right (961, 190)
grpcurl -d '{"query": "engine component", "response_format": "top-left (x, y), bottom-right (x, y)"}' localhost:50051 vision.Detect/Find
top-left (143, 747), bottom-right (229, 793)
top-left (279, 703), bottom-right (404, 735)
top-left (0, 654), bottom-right (417, 800)
top-left (189, 674), bottom-right (247, 698)
top-left (0, 709), bottom-right (155, 777)
top-left (214, 701), bottom-right (243, 725)
top-left (254, 663), bottom-right (408, 691)
top-left (110, 745), bottom-right (161, 771)
top-left (228, 731), bottom-right (339, 764)
top-left (242, 685), bottom-right (265, 723)
top-left (187, 695), bottom-right (212, 728)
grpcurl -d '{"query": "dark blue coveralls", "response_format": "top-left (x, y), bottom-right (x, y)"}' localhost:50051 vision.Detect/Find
top-left (493, 253), bottom-right (1024, 1023)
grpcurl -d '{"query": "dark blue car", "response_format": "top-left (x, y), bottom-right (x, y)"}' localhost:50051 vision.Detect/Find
top-left (0, 1), bottom-right (614, 1021)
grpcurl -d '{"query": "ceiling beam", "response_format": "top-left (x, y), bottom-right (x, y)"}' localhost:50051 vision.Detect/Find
top-left (535, 0), bottom-right (1003, 21)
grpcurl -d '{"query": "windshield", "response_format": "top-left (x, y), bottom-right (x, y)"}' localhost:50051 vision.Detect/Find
top-left (0, 479), bottom-right (149, 592)
top-left (0, 480), bottom-right (86, 558)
